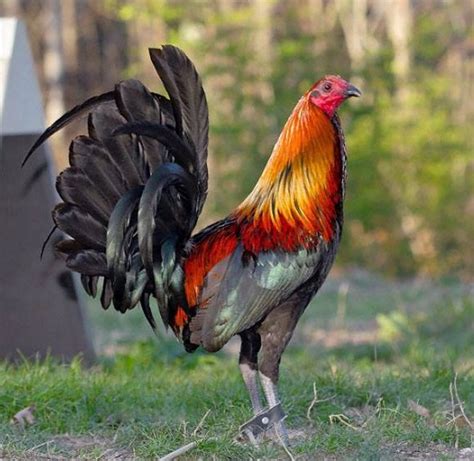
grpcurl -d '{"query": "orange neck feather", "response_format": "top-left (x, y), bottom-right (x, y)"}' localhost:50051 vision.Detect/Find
top-left (235, 96), bottom-right (343, 251)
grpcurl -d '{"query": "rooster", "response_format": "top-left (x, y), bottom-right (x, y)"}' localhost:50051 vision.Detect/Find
top-left (24, 45), bottom-right (360, 443)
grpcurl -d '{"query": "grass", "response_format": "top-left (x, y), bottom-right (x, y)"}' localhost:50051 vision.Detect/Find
top-left (0, 271), bottom-right (473, 460)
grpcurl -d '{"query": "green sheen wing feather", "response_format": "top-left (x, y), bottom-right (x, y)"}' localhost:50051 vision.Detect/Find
top-left (190, 243), bottom-right (332, 352)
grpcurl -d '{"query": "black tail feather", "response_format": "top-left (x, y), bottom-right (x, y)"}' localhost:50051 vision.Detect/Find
top-left (106, 187), bottom-right (143, 313)
top-left (66, 249), bottom-right (108, 276)
top-left (138, 163), bottom-right (195, 279)
top-left (69, 136), bottom-right (126, 202)
top-left (113, 122), bottom-right (195, 173)
top-left (53, 203), bottom-right (106, 251)
top-left (28, 45), bottom-right (209, 330)
top-left (140, 291), bottom-right (156, 330)
top-left (88, 109), bottom-right (146, 188)
top-left (56, 168), bottom-right (112, 224)
top-left (40, 225), bottom-right (58, 259)
top-left (115, 80), bottom-right (169, 175)
top-left (101, 279), bottom-right (113, 309)
top-left (137, 163), bottom-right (196, 326)
top-left (149, 46), bottom-right (209, 213)
top-left (22, 91), bottom-right (115, 167)
top-left (81, 275), bottom-right (99, 298)
top-left (115, 80), bottom-right (162, 124)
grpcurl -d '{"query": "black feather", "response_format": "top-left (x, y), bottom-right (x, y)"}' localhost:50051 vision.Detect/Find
top-left (27, 45), bottom-right (212, 336)
top-left (106, 187), bottom-right (143, 312)
top-left (53, 203), bottom-right (106, 251)
top-left (115, 80), bottom-right (169, 175)
top-left (101, 278), bottom-right (113, 310)
top-left (23, 91), bottom-right (115, 167)
top-left (22, 162), bottom-right (49, 196)
top-left (81, 274), bottom-right (98, 297)
top-left (126, 266), bottom-right (149, 311)
top-left (56, 167), bottom-right (112, 224)
top-left (136, 163), bottom-right (195, 326)
top-left (138, 163), bottom-right (195, 281)
top-left (140, 291), bottom-right (156, 330)
top-left (148, 46), bottom-right (209, 213)
top-left (65, 249), bottom-right (108, 276)
top-left (152, 93), bottom-right (176, 128)
top-left (69, 136), bottom-right (125, 202)
top-left (88, 109), bottom-right (145, 187)
top-left (89, 276), bottom-right (99, 297)
top-left (113, 122), bottom-right (195, 173)
top-left (81, 274), bottom-right (92, 296)
top-left (55, 238), bottom-right (83, 255)
top-left (149, 48), bottom-right (184, 136)
top-left (40, 225), bottom-right (58, 259)
top-left (115, 80), bottom-right (162, 123)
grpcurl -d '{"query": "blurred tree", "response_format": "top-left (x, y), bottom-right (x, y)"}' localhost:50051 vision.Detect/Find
top-left (42, 0), bottom-right (66, 166)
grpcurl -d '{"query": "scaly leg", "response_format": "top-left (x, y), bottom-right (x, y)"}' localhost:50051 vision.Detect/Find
top-left (240, 363), bottom-right (262, 414)
top-left (259, 372), bottom-right (288, 444)
top-left (257, 295), bottom-right (309, 446)
top-left (239, 330), bottom-right (262, 415)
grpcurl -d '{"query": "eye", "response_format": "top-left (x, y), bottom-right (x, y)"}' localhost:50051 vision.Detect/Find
top-left (323, 82), bottom-right (332, 92)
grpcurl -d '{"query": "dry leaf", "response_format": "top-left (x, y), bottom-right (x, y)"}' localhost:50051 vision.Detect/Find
top-left (408, 399), bottom-right (431, 418)
top-left (11, 405), bottom-right (36, 428)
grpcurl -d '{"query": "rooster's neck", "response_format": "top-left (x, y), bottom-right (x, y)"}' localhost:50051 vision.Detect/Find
top-left (235, 98), bottom-right (345, 252)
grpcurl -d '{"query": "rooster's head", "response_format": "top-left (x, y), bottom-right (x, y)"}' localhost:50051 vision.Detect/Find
top-left (309, 76), bottom-right (361, 118)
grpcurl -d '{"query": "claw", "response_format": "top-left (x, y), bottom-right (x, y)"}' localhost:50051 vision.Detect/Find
top-left (271, 418), bottom-right (290, 447)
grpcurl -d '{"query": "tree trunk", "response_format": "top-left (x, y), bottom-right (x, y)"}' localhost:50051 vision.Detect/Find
top-left (62, 0), bottom-right (78, 78)
top-left (43, 0), bottom-right (66, 169)
top-left (384, 0), bottom-right (412, 102)
top-left (335, 0), bottom-right (370, 75)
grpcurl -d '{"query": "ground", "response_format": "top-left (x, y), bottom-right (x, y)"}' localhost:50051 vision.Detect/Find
top-left (0, 270), bottom-right (473, 460)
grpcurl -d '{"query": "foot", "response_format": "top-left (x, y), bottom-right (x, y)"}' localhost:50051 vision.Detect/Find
top-left (267, 418), bottom-right (290, 447)
top-left (238, 403), bottom-right (286, 446)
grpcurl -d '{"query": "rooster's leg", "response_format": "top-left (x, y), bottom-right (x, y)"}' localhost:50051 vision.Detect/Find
top-left (239, 330), bottom-right (262, 414)
top-left (257, 297), bottom-right (308, 445)
top-left (259, 372), bottom-right (288, 444)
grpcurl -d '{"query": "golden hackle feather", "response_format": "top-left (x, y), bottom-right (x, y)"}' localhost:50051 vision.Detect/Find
top-left (236, 95), bottom-right (341, 243)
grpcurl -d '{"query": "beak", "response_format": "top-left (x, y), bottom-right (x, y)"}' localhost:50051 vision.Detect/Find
top-left (345, 83), bottom-right (362, 98)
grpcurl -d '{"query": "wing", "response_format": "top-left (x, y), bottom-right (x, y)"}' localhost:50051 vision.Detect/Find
top-left (189, 242), bottom-right (333, 352)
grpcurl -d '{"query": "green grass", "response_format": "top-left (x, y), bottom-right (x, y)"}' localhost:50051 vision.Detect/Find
top-left (1, 273), bottom-right (473, 460)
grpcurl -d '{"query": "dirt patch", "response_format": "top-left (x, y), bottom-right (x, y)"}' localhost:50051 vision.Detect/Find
top-left (379, 442), bottom-right (473, 460)
top-left (1, 435), bottom-right (135, 460)
top-left (292, 440), bottom-right (472, 461)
